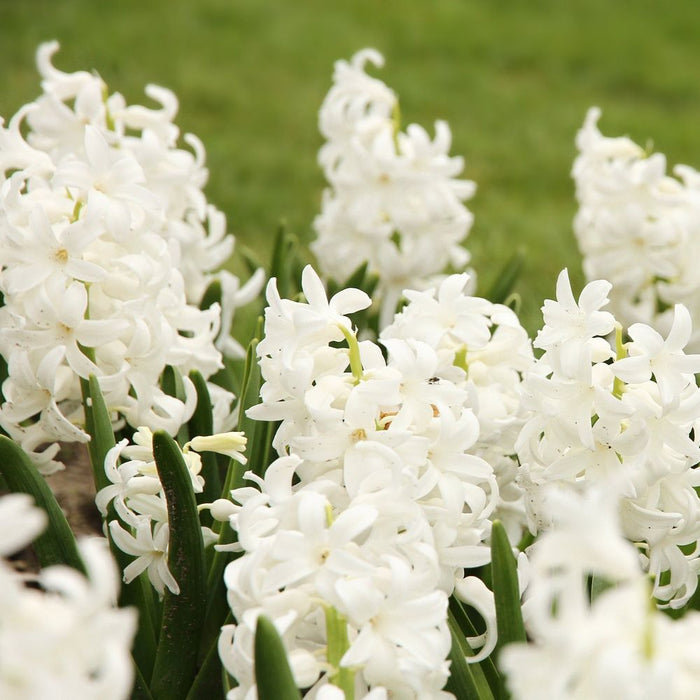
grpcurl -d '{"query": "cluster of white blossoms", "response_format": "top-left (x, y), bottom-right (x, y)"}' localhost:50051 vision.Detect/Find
top-left (502, 488), bottom-right (700, 699)
top-left (516, 269), bottom-right (700, 607)
top-left (96, 426), bottom-right (246, 596)
top-left (0, 42), bottom-right (263, 473)
top-left (573, 107), bottom-right (700, 349)
top-left (381, 273), bottom-right (534, 543)
top-left (312, 49), bottom-right (476, 328)
top-left (216, 266), bottom-right (532, 698)
top-left (0, 493), bottom-right (136, 699)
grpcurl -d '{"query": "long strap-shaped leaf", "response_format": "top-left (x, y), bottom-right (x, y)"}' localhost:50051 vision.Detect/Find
top-left (491, 521), bottom-right (526, 649)
top-left (485, 250), bottom-right (524, 305)
top-left (254, 615), bottom-right (302, 700)
top-left (80, 374), bottom-right (115, 493)
top-left (186, 630), bottom-right (225, 700)
top-left (162, 366), bottom-right (189, 444)
top-left (0, 435), bottom-right (85, 573)
top-left (448, 595), bottom-right (501, 695)
top-left (490, 520), bottom-right (527, 699)
top-left (445, 608), bottom-right (496, 700)
top-left (150, 430), bottom-right (207, 700)
top-left (187, 369), bottom-right (220, 506)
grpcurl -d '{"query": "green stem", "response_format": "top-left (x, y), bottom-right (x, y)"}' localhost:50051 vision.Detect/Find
top-left (613, 323), bottom-right (626, 399)
top-left (454, 345), bottom-right (469, 373)
top-left (325, 606), bottom-right (354, 699)
top-left (338, 324), bottom-right (363, 384)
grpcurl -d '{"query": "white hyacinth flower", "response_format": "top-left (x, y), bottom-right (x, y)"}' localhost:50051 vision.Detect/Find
top-left (0, 42), bottom-right (263, 472)
top-left (573, 107), bottom-right (700, 350)
top-left (503, 487), bottom-right (700, 700)
top-left (518, 270), bottom-right (700, 606)
top-left (312, 49), bottom-right (476, 329)
top-left (0, 494), bottom-right (136, 699)
top-left (217, 263), bottom-right (536, 698)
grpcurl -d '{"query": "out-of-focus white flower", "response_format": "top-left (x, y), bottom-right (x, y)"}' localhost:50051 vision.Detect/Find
top-left (573, 107), bottom-right (700, 350)
top-left (503, 487), bottom-right (700, 700)
top-left (0, 493), bottom-right (47, 557)
top-left (312, 49), bottom-right (475, 328)
top-left (0, 494), bottom-right (136, 699)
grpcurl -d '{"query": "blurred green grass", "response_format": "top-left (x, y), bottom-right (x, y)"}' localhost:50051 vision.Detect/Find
top-left (2, 0), bottom-right (700, 332)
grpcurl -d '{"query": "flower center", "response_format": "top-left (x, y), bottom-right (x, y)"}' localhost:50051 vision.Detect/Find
top-left (54, 247), bottom-right (69, 264)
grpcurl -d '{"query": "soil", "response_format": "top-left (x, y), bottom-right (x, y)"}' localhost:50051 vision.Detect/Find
top-left (46, 443), bottom-right (103, 536)
top-left (5, 443), bottom-right (103, 576)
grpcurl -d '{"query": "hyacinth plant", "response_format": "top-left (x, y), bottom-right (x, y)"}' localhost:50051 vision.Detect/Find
top-left (3, 44), bottom-right (700, 700)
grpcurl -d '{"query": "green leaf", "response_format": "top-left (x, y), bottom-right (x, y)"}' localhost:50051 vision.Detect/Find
top-left (199, 457), bottom-right (248, 661)
top-left (238, 243), bottom-right (265, 277)
top-left (236, 335), bottom-right (261, 434)
top-left (327, 261), bottom-right (370, 298)
top-left (187, 369), bottom-right (221, 506)
top-left (161, 365), bottom-right (186, 399)
top-left (232, 333), bottom-right (277, 478)
top-left (485, 250), bottom-right (524, 305)
top-left (132, 663), bottom-right (156, 700)
top-left (210, 356), bottom-right (240, 397)
top-left (448, 595), bottom-right (501, 695)
top-left (491, 520), bottom-right (527, 699)
top-left (80, 374), bottom-right (116, 493)
top-left (254, 615), bottom-right (302, 700)
top-left (150, 430), bottom-right (207, 700)
top-left (248, 419), bottom-right (277, 479)
top-left (197, 333), bottom-right (266, 658)
top-left (590, 574), bottom-right (615, 602)
top-left (200, 278), bottom-right (222, 311)
top-left (161, 365), bottom-right (189, 444)
top-left (186, 631), bottom-right (224, 700)
top-left (269, 222), bottom-right (300, 300)
top-left (0, 435), bottom-right (85, 574)
top-left (445, 609), bottom-right (496, 700)
top-left (0, 351), bottom-right (8, 406)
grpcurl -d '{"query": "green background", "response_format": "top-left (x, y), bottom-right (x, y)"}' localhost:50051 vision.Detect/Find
top-left (2, 0), bottom-right (699, 332)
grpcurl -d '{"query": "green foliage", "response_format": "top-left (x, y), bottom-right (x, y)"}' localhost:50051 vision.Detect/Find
top-left (491, 521), bottom-right (527, 699)
top-left (81, 374), bottom-right (117, 493)
top-left (0, 435), bottom-right (85, 573)
top-left (254, 615), bottom-right (302, 700)
top-left (187, 369), bottom-right (221, 508)
top-left (150, 431), bottom-right (207, 700)
top-left (445, 607), bottom-right (496, 700)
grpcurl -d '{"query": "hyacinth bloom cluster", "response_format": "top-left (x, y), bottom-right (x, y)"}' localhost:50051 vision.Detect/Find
top-left (96, 426), bottom-right (247, 596)
top-left (312, 49), bottom-right (476, 327)
top-left (381, 274), bottom-right (534, 543)
top-left (502, 488), bottom-right (700, 699)
top-left (216, 266), bottom-right (532, 698)
top-left (517, 269), bottom-right (700, 607)
top-left (573, 107), bottom-right (700, 349)
top-left (0, 493), bottom-right (136, 699)
top-left (0, 42), bottom-right (262, 473)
